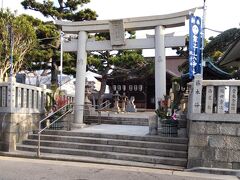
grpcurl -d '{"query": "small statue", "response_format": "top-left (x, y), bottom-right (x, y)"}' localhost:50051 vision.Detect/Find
top-left (126, 96), bottom-right (137, 112)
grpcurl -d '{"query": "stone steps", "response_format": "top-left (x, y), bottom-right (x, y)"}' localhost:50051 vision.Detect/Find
top-left (84, 116), bottom-right (149, 126)
top-left (27, 134), bottom-right (187, 151)
top-left (0, 150), bottom-right (185, 171)
top-left (35, 130), bottom-right (188, 144)
top-left (17, 145), bottom-right (187, 167)
top-left (17, 130), bottom-right (188, 168)
top-left (21, 138), bottom-right (187, 158)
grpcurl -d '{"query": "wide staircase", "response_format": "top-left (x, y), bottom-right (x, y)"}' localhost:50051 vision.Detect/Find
top-left (16, 128), bottom-right (188, 169)
top-left (84, 115), bottom-right (149, 126)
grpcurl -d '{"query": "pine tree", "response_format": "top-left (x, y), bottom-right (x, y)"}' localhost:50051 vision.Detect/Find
top-left (21, 0), bottom-right (97, 86)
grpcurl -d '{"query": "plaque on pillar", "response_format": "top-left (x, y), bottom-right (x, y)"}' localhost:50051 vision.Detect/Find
top-left (23, 89), bottom-right (27, 108)
top-left (38, 91), bottom-right (42, 110)
top-left (217, 86), bottom-right (225, 114)
top-left (7, 81), bottom-right (16, 111)
top-left (17, 87), bottom-right (21, 108)
top-left (29, 90), bottom-right (32, 108)
top-left (205, 86), bottom-right (214, 114)
top-left (192, 75), bottom-right (202, 113)
top-left (2, 87), bottom-right (7, 107)
top-left (34, 90), bottom-right (37, 109)
top-left (229, 86), bottom-right (238, 114)
top-left (109, 19), bottom-right (125, 46)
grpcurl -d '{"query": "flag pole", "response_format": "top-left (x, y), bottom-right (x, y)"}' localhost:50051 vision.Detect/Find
top-left (59, 31), bottom-right (64, 90)
top-left (201, 0), bottom-right (206, 78)
top-left (9, 25), bottom-right (14, 78)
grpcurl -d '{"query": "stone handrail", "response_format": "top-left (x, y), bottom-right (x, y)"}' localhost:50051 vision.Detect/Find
top-left (187, 74), bottom-right (240, 122)
top-left (0, 79), bottom-right (74, 114)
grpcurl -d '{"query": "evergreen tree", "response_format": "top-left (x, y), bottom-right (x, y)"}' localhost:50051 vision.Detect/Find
top-left (21, 0), bottom-right (97, 21)
top-left (21, 0), bottom-right (97, 86)
top-left (0, 10), bottom-right (37, 81)
top-left (204, 28), bottom-right (240, 61)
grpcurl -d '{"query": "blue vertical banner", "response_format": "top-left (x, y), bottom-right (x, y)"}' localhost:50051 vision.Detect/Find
top-left (189, 15), bottom-right (202, 79)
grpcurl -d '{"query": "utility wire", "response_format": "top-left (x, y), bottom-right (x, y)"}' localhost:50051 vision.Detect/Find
top-left (204, 27), bottom-right (223, 34)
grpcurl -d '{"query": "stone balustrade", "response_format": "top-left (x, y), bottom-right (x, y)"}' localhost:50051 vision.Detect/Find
top-left (187, 74), bottom-right (240, 169)
top-left (0, 78), bottom-right (74, 151)
top-left (0, 78), bottom-right (74, 114)
top-left (187, 74), bottom-right (240, 122)
top-left (0, 80), bottom-right (51, 114)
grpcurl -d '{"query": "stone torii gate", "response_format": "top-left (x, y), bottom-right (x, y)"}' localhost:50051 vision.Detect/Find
top-left (56, 8), bottom-right (195, 127)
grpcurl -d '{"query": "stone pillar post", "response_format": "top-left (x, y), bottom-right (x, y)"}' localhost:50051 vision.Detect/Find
top-left (7, 77), bottom-right (16, 113)
top-left (40, 84), bottom-right (47, 113)
top-left (74, 31), bottom-right (88, 127)
top-left (155, 26), bottom-right (166, 109)
top-left (191, 74), bottom-right (202, 113)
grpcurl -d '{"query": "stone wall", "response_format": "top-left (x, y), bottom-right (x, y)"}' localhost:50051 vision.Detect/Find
top-left (0, 113), bottom-right (42, 151)
top-left (188, 120), bottom-right (240, 169)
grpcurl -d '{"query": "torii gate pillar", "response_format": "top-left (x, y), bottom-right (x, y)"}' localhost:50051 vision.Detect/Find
top-left (155, 26), bottom-right (166, 108)
top-left (73, 31), bottom-right (88, 126)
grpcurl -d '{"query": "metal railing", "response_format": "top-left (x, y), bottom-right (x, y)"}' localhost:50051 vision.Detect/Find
top-left (91, 100), bottom-right (111, 110)
top-left (36, 101), bottom-right (111, 157)
top-left (37, 103), bottom-right (73, 157)
top-left (97, 100), bottom-right (111, 110)
top-left (95, 100), bottom-right (111, 124)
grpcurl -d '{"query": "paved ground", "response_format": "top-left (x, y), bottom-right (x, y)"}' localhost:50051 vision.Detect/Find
top-left (0, 156), bottom-right (238, 180)
top-left (71, 124), bottom-right (149, 136)
top-left (103, 111), bottom-right (155, 118)
top-left (71, 111), bottom-right (153, 136)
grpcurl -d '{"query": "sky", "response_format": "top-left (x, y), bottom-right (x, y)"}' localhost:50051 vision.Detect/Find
top-left (4, 0), bottom-right (240, 38)
top-left (85, 0), bottom-right (240, 38)
top-left (3, 0), bottom-right (240, 56)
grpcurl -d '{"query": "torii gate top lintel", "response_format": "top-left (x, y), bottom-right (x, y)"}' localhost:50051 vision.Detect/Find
top-left (56, 8), bottom-right (197, 33)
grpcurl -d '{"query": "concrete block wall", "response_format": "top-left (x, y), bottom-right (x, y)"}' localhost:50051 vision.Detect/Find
top-left (0, 113), bottom-right (41, 151)
top-left (188, 120), bottom-right (240, 169)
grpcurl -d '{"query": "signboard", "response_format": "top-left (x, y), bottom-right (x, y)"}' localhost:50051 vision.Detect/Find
top-left (109, 19), bottom-right (125, 46)
top-left (189, 15), bottom-right (202, 79)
